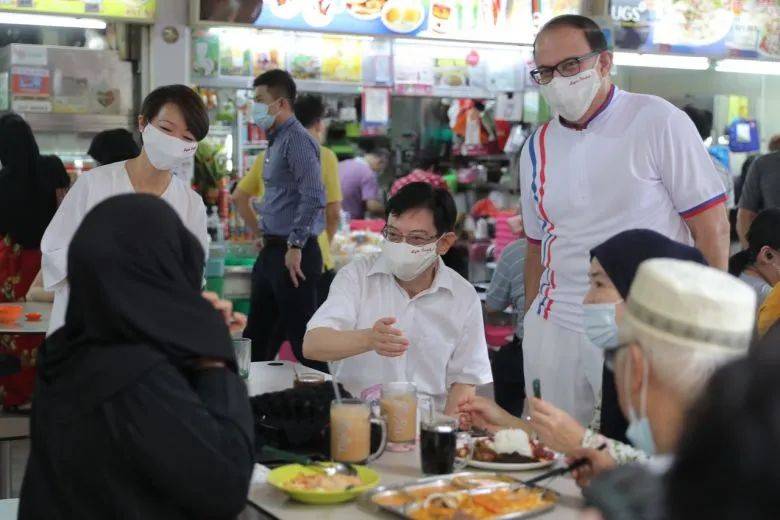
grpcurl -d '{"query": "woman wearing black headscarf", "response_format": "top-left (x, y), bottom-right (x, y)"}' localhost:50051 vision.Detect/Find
top-left (19, 194), bottom-right (254, 519)
top-left (458, 229), bottom-right (706, 459)
top-left (0, 113), bottom-right (69, 406)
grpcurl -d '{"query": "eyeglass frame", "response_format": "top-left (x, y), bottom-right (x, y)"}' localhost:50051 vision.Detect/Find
top-left (529, 49), bottom-right (606, 85)
top-left (381, 225), bottom-right (441, 247)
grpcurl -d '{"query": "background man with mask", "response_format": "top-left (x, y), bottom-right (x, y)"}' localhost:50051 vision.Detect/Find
top-left (303, 183), bottom-right (492, 413)
top-left (233, 94), bottom-right (342, 302)
top-left (241, 70), bottom-right (326, 370)
top-left (519, 15), bottom-right (730, 425)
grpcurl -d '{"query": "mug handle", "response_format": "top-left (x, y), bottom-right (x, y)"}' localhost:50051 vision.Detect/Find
top-left (453, 432), bottom-right (474, 471)
top-left (367, 416), bottom-right (388, 463)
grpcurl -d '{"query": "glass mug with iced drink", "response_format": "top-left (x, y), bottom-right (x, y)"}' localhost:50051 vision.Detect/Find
top-left (330, 399), bottom-right (387, 464)
top-left (380, 382), bottom-right (418, 452)
top-left (419, 395), bottom-right (473, 475)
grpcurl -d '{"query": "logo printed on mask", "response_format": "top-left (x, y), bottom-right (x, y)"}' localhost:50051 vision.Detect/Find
top-left (381, 239), bottom-right (440, 281)
top-left (539, 64), bottom-right (602, 123)
top-left (142, 124), bottom-right (198, 171)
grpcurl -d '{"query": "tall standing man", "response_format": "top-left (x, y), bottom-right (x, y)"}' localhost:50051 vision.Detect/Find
top-left (242, 70), bottom-right (326, 371)
top-left (520, 15), bottom-right (730, 425)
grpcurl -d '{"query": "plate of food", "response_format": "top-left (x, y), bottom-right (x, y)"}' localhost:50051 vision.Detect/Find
top-left (380, 0), bottom-right (425, 34)
top-left (406, 487), bottom-right (557, 519)
top-left (346, 0), bottom-right (388, 19)
top-left (267, 463), bottom-right (380, 504)
top-left (464, 429), bottom-right (556, 471)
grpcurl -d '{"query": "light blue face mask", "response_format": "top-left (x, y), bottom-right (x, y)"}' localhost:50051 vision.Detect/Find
top-left (583, 302), bottom-right (620, 349)
top-left (624, 352), bottom-right (656, 455)
top-left (252, 100), bottom-right (278, 131)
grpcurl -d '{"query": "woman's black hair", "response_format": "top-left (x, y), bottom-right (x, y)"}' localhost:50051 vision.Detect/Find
top-left (728, 208), bottom-right (780, 276)
top-left (385, 182), bottom-right (456, 235)
top-left (666, 325), bottom-right (780, 519)
top-left (293, 95), bottom-right (325, 129)
top-left (88, 129), bottom-right (140, 165)
top-left (140, 85), bottom-right (209, 141)
top-left (534, 15), bottom-right (608, 54)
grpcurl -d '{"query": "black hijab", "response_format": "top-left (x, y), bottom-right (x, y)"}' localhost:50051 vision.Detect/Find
top-left (590, 229), bottom-right (707, 299)
top-left (0, 113), bottom-right (66, 249)
top-left (40, 194), bottom-right (234, 393)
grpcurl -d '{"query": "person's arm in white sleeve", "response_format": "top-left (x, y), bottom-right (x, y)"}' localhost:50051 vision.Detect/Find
top-left (656, 108), bottom-right (730, 270)
top-left (444, 296), bottom-right (492, 415)
top-left (40, 176), bottom-right (89, 291)
top-left (304, 262), bottom-right (409, 361)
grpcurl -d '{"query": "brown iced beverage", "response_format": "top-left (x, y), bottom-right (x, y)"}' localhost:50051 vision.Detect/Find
top-left (381, 394), bottom-right (417, 443)
top-left (381, 382), bottom-right (418, 451)
top-left (330, 400), bottom-right (371, 463)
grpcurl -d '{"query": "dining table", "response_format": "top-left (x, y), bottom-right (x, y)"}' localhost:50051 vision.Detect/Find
top-left (0, 302), bottom-right (51, 336)
top-left (246, 362), bottom-right (584, 519)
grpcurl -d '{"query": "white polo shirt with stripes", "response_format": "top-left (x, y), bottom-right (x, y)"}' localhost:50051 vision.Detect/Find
top-left (519, 86), bottom-right (727, 333)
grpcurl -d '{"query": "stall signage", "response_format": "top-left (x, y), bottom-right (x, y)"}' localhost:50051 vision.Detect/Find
top-left (197, 0), bottom-right (579, 44)
top-left (610, 0), bottom-right (780, 59)
top-left (0, 1), bottom-right (157, 22)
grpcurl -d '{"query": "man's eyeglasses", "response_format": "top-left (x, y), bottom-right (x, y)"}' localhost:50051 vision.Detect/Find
top-left (382, 226), bottom-right (439, 247)
top-left (604, 343), bottom-right (629, 372)
top-left (529, 49), bottom-right (604, 85)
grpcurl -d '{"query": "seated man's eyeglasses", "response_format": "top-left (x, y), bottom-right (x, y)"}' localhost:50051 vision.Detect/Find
top-left (382, 226), bottom-right (439, 247)
top-left (530, 49), bottom-right (605, 85)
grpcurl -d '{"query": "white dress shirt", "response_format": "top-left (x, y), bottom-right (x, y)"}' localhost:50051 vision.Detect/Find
top-left (40, 161), bottom-right (208, 335)
top-left (308, 253), bottom-right (493, 409)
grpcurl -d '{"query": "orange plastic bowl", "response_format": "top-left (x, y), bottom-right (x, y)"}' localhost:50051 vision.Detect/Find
top-left (0, 305), bottom-right (23, 324)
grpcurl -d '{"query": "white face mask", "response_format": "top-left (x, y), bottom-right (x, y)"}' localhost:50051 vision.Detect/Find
top-left (142, 124), bottom-right (197, 171)
top-left (539, 63), bottom-right (602, 123)
top-left (381, 239), bottom-right (440, 282)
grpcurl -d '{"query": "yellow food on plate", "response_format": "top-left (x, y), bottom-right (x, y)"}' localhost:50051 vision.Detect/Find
top-left (403, 8), bottom-right (421, 23)
top-left (285, 472), bottom-right (363, 492)
top-left (409, 488), bottom-right (555, 520)
top-left (386, 7), bottom-right (401, 22)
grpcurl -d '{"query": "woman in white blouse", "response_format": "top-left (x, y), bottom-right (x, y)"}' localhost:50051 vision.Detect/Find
top-left (41, 85), bottom-right (210, 335)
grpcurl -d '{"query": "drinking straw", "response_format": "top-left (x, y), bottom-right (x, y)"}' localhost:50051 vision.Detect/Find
top-left (328, 362), bottom-right (342, 403)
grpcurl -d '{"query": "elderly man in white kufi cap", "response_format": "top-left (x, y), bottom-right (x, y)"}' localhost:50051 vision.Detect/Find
top-left (571, 258), bottom-right (756, 486)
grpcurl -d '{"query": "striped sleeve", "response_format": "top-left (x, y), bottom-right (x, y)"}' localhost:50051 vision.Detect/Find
top-left (286, 130), bottom-right (326, 247)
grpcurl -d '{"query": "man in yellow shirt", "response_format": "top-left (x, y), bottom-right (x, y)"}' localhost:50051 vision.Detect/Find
top-left (234, 94), bottom-right (342, 301)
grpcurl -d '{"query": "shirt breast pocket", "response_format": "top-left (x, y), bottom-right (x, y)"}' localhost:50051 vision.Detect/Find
top-left (405, 327), bottom-right (457, 397)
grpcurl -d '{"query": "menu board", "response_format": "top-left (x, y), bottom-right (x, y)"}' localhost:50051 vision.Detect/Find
top-left (198, 0), bottom-right (580, 44)
top-left (610, 0), bottom-right (780, 59)
top-left (0, 0), bottom-right (156, 22)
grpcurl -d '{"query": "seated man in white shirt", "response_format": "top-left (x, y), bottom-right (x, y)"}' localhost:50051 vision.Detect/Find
top-left (304, 182), bottom-right (492, 413)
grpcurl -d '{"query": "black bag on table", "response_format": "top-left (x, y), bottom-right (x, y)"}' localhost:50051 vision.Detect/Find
top-left (250, 384), bottom-right (352, 462)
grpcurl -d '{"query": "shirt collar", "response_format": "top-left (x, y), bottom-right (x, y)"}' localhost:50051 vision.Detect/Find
top-left (368, 255), bottom-right (453, 295)
top-left (268, 117), bottom-right (296, 141)
top-left (559, 84), bottom-right (616, 131)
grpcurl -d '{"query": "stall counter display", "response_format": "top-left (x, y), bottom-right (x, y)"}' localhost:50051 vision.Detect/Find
top-left (0, 45), bottom-right (132, 116)
top-left (609, 0), bottom-right (780, 59)
top-left (198, 0), bottom-right (582, 45)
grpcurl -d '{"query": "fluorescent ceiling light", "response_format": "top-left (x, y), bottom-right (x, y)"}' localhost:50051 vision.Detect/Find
top-left (613, 52), bottom-right (709, 70)
top-left (715, 59), bottom-right (780, 75)
top-left (0, 12), bottom-right (107, 29)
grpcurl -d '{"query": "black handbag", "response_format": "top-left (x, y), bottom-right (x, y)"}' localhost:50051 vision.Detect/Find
top-left (250, 384), bottom-right (353, 462)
